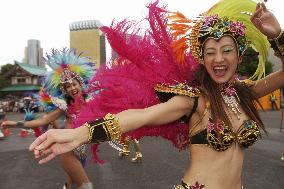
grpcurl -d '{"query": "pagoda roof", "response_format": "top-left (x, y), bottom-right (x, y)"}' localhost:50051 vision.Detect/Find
top-left (15, 61), bottom-right (46, 76)
top-left (0, 85), bottom-right (41, 92)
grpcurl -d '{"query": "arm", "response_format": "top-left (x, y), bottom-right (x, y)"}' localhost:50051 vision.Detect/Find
top-left (118, 95), bottom-right (194, 133)
top-left (51, 120), bottom-right (61, 129)
top-left (251, 3), bottom-right (284, 97)
top-left (1, 108), bottom-right (64, 129)
top-left (29, 95), bottom-right (195, 164)
top-left (252, 68), bottom-right (284, 98)
top-left (24, 109), bottom-right (64, 128)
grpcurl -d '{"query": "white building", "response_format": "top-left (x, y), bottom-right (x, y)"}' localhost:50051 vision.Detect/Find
top-left (23, 39), bottom-right (44, 68)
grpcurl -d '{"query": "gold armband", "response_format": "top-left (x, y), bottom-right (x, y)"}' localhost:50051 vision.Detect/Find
top-left (83, 113), bottom-right (121, 144)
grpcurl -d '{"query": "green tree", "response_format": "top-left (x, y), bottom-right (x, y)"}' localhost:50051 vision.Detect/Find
top-left (0, 63), bottom-right (14, 89)
top-left (0, 63), bottom-right (14, 75)
top-left (237, 47), bottom-right (273, 79)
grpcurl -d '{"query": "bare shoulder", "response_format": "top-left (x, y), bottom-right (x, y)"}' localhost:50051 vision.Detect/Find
top-left (168, 95), bottom-right (197, 110)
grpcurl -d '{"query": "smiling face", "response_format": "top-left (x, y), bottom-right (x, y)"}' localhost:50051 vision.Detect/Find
top-left (63, 79), bottom-right (83, 99)
top-left (202, 36), bottom-right (242, 84)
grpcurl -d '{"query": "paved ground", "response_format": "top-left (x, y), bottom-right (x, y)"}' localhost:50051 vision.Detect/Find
top-left (0, 111), bottom-right (284, 189)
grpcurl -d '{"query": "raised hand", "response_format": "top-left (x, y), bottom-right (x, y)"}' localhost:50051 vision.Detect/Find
top-left (251, 3), bottom-right (281, 39)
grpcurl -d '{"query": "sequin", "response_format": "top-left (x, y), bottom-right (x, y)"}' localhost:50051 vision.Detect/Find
top-left (206, 120), bottom-right (260, 151)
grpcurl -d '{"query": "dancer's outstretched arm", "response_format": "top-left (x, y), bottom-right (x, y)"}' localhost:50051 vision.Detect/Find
top-left (1, 108), bottom-right (63, 129)
top-left (29, 95), bottom-right (194, 164)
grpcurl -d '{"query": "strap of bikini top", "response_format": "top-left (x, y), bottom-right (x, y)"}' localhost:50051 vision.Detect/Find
top-left (187, 97), bottom-right (198, 120)
top-left (189, 100), bottom-right (210, 137)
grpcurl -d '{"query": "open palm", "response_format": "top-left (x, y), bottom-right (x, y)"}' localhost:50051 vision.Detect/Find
top-left (251, 3), bottom-right (281, 38)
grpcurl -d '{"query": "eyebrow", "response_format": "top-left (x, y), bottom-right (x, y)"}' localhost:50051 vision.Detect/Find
top-left (204, 44), bottom-right (234, 50)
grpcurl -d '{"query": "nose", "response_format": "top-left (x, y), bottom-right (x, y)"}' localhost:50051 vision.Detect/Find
top-left (70, 85), bottom-right (76, 90)
top-left (214, 51), bottom-right (224, 63)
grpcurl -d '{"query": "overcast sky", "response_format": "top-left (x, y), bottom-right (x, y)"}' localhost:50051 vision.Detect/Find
top-left (0, 0), bottom-right (282, 66)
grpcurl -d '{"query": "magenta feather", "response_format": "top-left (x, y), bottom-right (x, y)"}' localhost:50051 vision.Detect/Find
top-left (73, 0), bottom-right (198, 151)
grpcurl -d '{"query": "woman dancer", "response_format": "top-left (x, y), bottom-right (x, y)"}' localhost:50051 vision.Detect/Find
top-left (2, 49), bottom-right (95, 189)
top-left (30, 0), bottom-right (284, 188)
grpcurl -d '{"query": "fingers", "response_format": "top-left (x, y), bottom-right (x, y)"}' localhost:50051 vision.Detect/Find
top-left (251, 4), bottom-right (262, 20)
top-left (38, 153), bottom-right (57, 164)
top-left (251, 3), bottom-right (264, 29)
top-left (256, 2), bottom-right (260, 11)
top-left (29, 132), bottom-right (48, 151)
top-left (1, 121), bottom-right (16, 128)
top-left (33, 145), bottom-right (57, 164)
top-left (0, 121), bottom-right (7, 128)
top-left (34, 147), bottom-right (52, 158)
top-left (260, 2), bottom-right (267, 11)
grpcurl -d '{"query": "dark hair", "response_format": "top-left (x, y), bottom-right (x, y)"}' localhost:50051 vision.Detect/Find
top-left (194, 65), bottom-right (266, 133)
top-left (62, 78), bottom-right (86, 105)
top-left (64, 93), bottom-right (87, 106)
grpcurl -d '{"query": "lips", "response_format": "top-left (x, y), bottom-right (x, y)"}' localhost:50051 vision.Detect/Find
top-left (71, 90), bottom-right (79, 97)
top-left (213, 65), bottom-right (227, 77)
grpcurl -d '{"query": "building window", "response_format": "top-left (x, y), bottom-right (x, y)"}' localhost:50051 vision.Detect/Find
top-left (17, 78), bottom-right (26, 84)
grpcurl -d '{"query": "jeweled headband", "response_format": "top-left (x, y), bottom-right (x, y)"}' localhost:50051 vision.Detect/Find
top-left (189, 15), bottom-right (250, 63)
top-left (59, 69), bottom-right (86, 94)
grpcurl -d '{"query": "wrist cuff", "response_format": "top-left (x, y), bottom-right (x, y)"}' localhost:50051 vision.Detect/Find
top-left (268, 29), bottom-right (284, 56)
top-left (83, 113), bottom-right (121, 144)
top-left (16, 121), bottom-right (25, 128)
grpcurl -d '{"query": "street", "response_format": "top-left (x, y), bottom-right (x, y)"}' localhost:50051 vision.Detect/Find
top-left (0, 111), bottom-right (284, 189)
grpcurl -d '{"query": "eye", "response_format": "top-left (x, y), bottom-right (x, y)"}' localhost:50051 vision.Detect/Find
top-left (205, 52), bottom-right (214, 55)
top-left (204, 49), bottom-right (215, 55)
top-left (75, 82), bottom-right (80, 86)
top-left (65, 84), bottom-right (71, 89)
top-left (223, 47), bottom-right (234, 53)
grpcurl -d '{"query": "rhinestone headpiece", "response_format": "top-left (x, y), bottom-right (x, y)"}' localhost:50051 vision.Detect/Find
top-left (189, 15), bottom-right (250, 63)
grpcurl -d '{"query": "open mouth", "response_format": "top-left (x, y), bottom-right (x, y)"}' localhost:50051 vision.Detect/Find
top-left (71, 90), bottom-right (79, 97)
top-left (213, 65), bottom-right (227, 77)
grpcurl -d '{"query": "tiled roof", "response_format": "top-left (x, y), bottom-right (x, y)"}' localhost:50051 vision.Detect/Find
top-left (0, 85), bottom-right (41, 92)
top-left (15, 62), bottom-right (46, 76)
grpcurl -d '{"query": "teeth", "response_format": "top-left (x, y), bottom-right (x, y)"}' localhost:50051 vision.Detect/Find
top-left (214, 66), bottom-right (226, 70)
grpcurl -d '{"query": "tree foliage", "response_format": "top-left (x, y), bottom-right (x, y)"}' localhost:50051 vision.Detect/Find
top-left (0, 63), bottom-right (14, 89)
top-left (0, 64), bottom-right (14, 75)
top-left (237, 47), bottom-right (273, 79)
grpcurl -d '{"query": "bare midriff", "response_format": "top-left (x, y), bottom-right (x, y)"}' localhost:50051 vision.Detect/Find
top-left (182, 144), bottom-right (244, 189)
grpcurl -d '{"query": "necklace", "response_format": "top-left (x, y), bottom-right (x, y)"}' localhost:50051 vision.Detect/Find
top-left (220, 83), bottom-right (241, 120)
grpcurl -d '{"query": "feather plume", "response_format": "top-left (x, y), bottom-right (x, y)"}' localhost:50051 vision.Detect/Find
top-left (206, 0), bottom-right (270, 80)
top-left (73, 0), bottom-right (198, 151)
top-left (43, 48), bottom-right (96, 98)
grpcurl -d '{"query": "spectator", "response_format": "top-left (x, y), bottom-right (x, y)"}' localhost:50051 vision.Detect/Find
top-left (270, 92), bottom-right (279, 110)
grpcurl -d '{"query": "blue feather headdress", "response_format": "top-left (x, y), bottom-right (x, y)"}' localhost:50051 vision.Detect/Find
top-left (43, 48), bottom-right (96, 98)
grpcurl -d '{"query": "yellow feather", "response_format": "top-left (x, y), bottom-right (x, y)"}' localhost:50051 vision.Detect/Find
top-left (206, 0), bottom-right (270, 80)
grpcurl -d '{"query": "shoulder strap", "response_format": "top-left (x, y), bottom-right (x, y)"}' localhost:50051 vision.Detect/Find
top-left (187, 97), bottom-right (198, 120)
top-left (180, 97), bottom-right (199, 123)
top-left (155, 83), bottom-right (200, 103)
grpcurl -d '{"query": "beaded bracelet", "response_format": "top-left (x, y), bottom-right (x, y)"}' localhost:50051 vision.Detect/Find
top-left (268, 29), bottom-right (284, 56)
top-left (16, 121), bottom-right (25, 128)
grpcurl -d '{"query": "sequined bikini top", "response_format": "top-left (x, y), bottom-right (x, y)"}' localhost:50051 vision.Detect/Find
top-left (190, 119), bottom-right (261, 151)
top-left (154, 81), bottom-right (261, 152)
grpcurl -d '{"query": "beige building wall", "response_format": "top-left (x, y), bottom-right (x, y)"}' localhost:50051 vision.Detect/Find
top-left (69, 20), bottom-right (106, 68)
